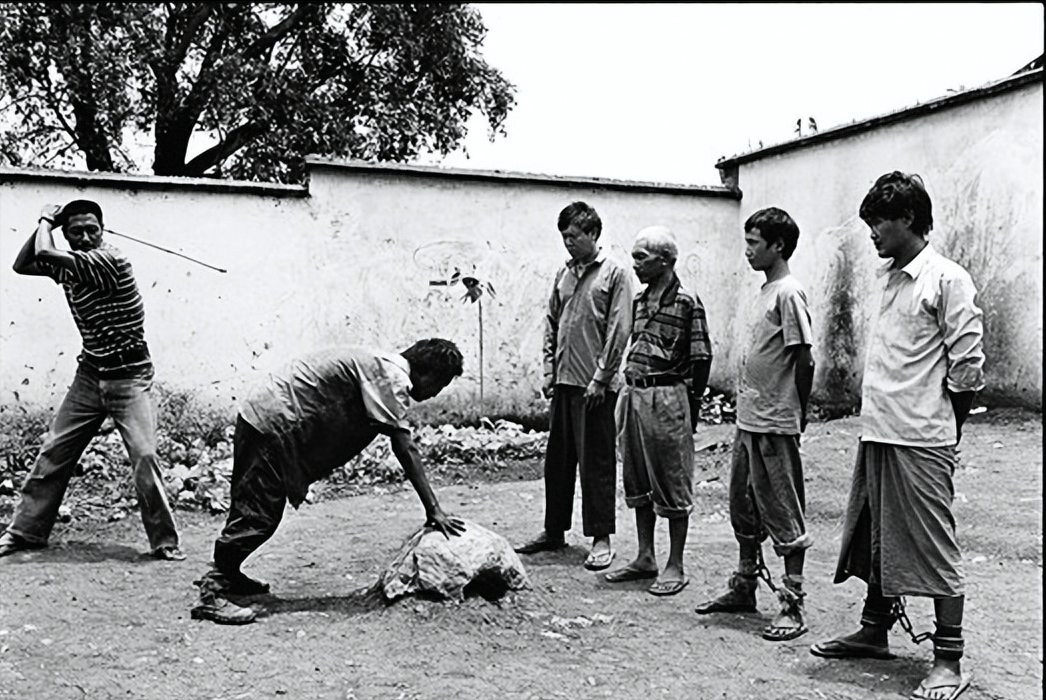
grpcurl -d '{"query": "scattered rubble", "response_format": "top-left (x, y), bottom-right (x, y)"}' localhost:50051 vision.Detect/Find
top-left (0, 391), bottom-right (737, 523)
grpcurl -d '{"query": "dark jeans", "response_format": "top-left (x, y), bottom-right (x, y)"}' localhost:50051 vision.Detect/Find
top-left (200, 417), bottom-right (287, 593)
top-left (6, 367), bottom-right (179, 550)
top-left (543, 385), bottom-right (617, 538)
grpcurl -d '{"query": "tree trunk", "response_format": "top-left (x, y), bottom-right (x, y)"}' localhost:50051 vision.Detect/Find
top-left (152, 111), bottom-right (196, 176)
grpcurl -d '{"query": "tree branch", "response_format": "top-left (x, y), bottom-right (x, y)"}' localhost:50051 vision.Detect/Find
top-left (182, 119), bottom-right (267, 174)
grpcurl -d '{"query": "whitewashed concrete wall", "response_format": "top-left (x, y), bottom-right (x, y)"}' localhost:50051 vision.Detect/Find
top-left (721, 76), bottom-right (1043, 410)
top-left (0, 164), bottom-right (740, 421)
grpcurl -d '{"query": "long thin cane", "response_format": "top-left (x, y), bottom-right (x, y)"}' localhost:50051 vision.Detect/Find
top-left (106, 229), bottom-right (227, 273)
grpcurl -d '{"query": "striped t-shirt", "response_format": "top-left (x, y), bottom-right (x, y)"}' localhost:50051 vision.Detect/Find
top-left (40, 242), bottom-right (150, 375)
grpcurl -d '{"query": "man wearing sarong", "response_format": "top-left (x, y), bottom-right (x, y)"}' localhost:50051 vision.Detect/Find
top-left (604, 226), bottom-right (711, 596)
top-left (811, 172), bottom-right (984, 700)
top-left (190, 339), bottom-right (466, 624)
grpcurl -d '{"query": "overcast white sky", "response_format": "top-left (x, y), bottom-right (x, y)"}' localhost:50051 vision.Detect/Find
top-left (433, 3), bottom-right (1045, 186)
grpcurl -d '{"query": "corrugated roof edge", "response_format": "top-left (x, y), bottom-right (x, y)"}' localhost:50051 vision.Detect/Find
top-left (716, 66), bottom-right (1043, 170)
top-left (305, 157), bottom-right (740, 198)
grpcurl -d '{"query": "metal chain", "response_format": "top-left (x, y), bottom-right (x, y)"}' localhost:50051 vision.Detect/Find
top-left (754, 547), bottom-right (779, 594)
top-left (892, 597), bottom-right (934, 644)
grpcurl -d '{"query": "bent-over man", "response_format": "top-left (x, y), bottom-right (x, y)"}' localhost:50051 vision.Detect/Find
top-left (191, 339), bottom-right (466, 624)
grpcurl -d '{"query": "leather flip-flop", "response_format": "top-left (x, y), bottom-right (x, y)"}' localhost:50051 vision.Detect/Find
top-left (648, 578), bottom-right (689, 597)
top-left (583, 548), bottom-right (615, 571)
top-left (605, 566), bottom-right (658, 583)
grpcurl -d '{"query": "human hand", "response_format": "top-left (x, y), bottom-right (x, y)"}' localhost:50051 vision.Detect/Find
top-left (542, 376), bottom-right (555, 400)
top-left (425, 509), bottom-right (466, 539)
top-left (38, 204), bottom-right (62, 225)
top-left (584, 379), bottom-right (607, 408)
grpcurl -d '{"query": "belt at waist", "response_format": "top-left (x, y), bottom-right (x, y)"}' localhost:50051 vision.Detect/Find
top-left (625, 374), bottom-right (685, 389)
top-left (79, 345), bottom-right (151, 378)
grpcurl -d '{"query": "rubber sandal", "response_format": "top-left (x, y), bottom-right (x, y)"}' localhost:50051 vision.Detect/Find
top-left (910, 673), bottom-right (971, 700)
top-left (648, 578), bottom-right (689, 597)
top-left (762, 622), bottom-right (809, 641)
top-left (583, 548), bottom-right (615, 571)
top-left (514, 534), bottom-right (567, 554)
top-left (810, 637), bottom-right (895, 660)
top-left (604, 565), bottom-right (658, 583)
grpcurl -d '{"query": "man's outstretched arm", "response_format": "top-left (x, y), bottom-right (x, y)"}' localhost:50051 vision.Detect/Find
top-left (389, 430), bottom-right (466, 538)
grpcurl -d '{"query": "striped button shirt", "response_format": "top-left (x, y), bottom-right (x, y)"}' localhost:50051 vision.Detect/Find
top-left (40, 242), bottom-right (150, 375)
top-left (624, 273), bottom-right (712, 386)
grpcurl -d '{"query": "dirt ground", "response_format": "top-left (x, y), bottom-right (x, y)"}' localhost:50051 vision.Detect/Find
top-left (0, 409), bottom-right (1041, 700)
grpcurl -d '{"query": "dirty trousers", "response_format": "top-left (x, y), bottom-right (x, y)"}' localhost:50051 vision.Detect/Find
top-left (201, 417), bottom-right (288, 591)
top-left (543, 385), bottom-right (617, 538)
top-left (5, 367), bottom-right (179, 550)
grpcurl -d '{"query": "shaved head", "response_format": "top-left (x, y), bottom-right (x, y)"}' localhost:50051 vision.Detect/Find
top-left (635, 225), bottom-right (678, 263)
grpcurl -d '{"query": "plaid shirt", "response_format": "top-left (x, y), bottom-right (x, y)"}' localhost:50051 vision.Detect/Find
top-left (624, 273), bottom-right (712, 387)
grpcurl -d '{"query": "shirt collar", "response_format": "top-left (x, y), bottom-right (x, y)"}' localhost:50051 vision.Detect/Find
top-left (386, 352), bottom-right (413, 389)
top-left (638, 271), bottom-right (681, 306)
top-left (876, 242), bottom-right (936, 279)
top-left (566, 247), bottom-right (606, 271)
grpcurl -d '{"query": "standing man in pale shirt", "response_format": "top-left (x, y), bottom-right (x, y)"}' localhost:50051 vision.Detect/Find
top-left (811, 172), bottom-right (984, 700)
top-left (695, 207), bottom-right (815, 640)
top-left (515, 202), bottom-right (633, 571)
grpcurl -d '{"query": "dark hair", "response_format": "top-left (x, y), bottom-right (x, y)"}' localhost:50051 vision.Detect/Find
top-left (56, 199), bottom-right (104, 229)
top-left (744, 207), bottom-right (800, 260)
top-left (859, 171), bottom-right (933, 236)
top-left (557, 201), bottom-right (601, 239)
top-left (401, 338), bottom-right (464, 381)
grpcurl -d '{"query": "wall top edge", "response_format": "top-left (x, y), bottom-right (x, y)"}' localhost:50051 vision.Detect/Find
top-left (305, 157), bottom-right (741, 199)
top-left (716, 68), bottom-right (1044, 169)
top-left (0, 166), bottom-right (309, 198)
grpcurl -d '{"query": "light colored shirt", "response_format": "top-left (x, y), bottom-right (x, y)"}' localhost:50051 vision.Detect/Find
top-left (736, 275), bottom-right (813, 435)
top-left (860, 245), bottom-right (985, 447)
top-left (240, 347), bottom-right (413, 505)
top-left (543, 249), bottom-right (633, 391)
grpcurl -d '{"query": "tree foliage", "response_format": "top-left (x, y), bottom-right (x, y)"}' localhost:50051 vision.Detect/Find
top-left (0, 3), bottom-right (516, 182)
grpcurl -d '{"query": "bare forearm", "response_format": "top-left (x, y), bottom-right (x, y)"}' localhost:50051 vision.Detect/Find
top-left (391, 433), bottom-right (440, 515)
top-left (948, 390), bottom-right (975, 436)
top-left (12, 232), bottom-right (40, 274)
top-left (690, 359), bottom-right (711, 399)
top-left (794, 354), bottom-right (815, 417)
top-left (34, 218), bottom-right (57, 256)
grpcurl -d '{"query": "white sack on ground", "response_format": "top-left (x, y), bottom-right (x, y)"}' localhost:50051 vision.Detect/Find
top-left (380, 519), bottom-right (531, 602)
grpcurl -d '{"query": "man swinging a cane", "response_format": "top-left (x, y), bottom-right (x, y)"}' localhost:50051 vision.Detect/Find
top-left (1, 201), bottom-right (184, 561)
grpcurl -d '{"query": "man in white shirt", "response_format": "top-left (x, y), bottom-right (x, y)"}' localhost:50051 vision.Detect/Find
top-left (191, 339), bottom-right (467, 624)
top-left (811, 173), bottom-right (984, 700)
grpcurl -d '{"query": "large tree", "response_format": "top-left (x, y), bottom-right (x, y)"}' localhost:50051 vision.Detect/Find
top-left (0, 3), bottom-right (515, 182)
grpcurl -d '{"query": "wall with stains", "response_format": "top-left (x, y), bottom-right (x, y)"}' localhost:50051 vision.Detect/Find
top-left (0, 165), bottom-right (739, 421)
top-left (727, 79), bottom-right (1043, 410)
